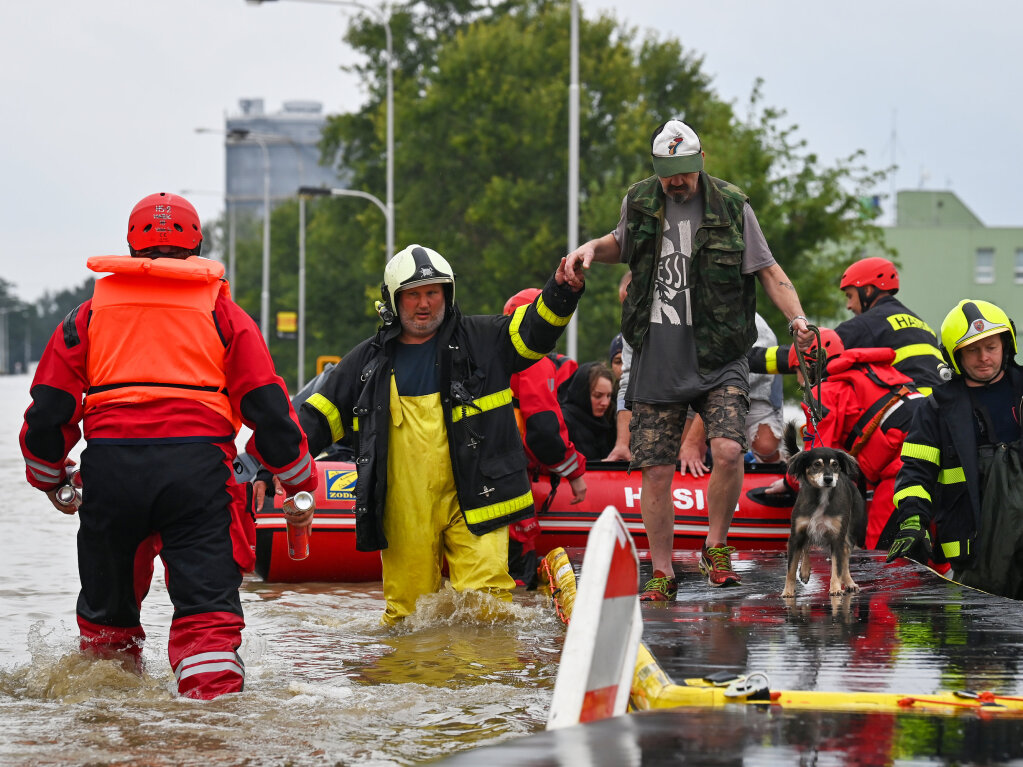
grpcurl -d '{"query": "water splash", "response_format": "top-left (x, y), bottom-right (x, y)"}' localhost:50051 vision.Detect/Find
top-left (397, 584), bottom-right (558, 632)
top-left (0, 622), bottom-right (171, 703)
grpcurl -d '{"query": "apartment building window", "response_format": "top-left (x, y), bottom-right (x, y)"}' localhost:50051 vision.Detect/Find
top-left (1016, 249), bottom-right (1023, 283)
top-left (975, 248), bottom-right (995, 284)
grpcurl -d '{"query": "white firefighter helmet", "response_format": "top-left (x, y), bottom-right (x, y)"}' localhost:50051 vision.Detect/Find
top-left (382, 244), bottom-right (455, 310)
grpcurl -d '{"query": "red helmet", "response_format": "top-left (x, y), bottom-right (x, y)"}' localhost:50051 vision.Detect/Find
top-left (839, 257), bottom-right (899, 292)
top-left (127, 192), bottom-right (203, 255)
top-left (503, 288), bottom-right (542, 315)
top-left (788, 328), bottom-right (845, 370)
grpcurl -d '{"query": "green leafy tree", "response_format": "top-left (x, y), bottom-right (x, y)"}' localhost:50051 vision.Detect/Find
top-left (233, 0), bottom-right (890, 383)
top-left (26, 278), bottom-right (96, 366)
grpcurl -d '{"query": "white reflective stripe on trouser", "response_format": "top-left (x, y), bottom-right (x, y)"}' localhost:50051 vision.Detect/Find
top-left (174, 651), bottom-right (245, 683)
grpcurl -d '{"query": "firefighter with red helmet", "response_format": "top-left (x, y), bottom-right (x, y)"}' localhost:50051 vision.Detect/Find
top-left (502, 288), bottom-right (587, 587)
top-left (20, 192), bottom-right (317, 699)
top-left (780, 328), bottom-right (925, 549)
top-left (750, 257), bottom-right (947, 395)
top-left (835, 257), bottom-right (946, 394)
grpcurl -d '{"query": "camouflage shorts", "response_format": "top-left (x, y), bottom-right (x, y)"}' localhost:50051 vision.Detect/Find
top-left (630, 386), bottom-right (750, 468)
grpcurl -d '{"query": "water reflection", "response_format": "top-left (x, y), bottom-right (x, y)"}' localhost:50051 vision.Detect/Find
top-left (640, 549), bottom-right (1023, 699)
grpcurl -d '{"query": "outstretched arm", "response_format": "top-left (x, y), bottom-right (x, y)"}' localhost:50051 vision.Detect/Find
top-left (563, 233), bottom-right (621, 290)
top-left (756, 262), bottom-right (813, 349)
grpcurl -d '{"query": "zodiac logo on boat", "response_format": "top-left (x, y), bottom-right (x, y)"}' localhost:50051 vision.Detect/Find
top-left (326, 470), bottom-right (358, 501)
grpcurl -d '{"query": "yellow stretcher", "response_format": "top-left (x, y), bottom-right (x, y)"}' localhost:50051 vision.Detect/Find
top-left (540, 547), bottom-right (1023, 717)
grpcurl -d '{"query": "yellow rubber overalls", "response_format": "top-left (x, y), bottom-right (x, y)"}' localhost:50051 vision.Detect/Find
top-left (380, 376), bottom-right (515, 624)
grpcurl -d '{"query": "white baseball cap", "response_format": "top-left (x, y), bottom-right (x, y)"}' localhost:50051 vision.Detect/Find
top-left (650, 119), bottom-right (703, 177)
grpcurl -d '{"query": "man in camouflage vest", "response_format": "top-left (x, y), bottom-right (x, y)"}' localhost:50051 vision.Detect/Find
top-left (564, 118), bottom-right (812, 599)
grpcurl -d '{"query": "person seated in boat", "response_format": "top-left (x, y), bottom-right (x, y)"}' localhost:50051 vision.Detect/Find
top-left (749, 258), bottom-right (947, 394)
top-left (767, 328), bottom-right (924, 550)
top-left (503, 288), bottom-right (588, 589)
top-left (888, 300), bottom-right (1023, 599)
top-left (559, 361), bottom-right (617, 462)
top-left (257, 245), bottom-right (584, 624)
top-left (746, 313), bottom-right (786, 464)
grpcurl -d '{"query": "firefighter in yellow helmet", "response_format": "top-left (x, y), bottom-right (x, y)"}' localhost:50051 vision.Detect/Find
top-left (889, 300), bottom-right (1023, 598)
top-left (291, 245), bottom-right (585, 623)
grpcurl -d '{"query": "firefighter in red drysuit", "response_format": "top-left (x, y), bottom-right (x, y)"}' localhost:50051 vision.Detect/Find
top-left (20, 192), bottom-right (317, 700)
top-left (779, 329), bottom-right (924, 549)
top-left (503, 289), bottom-right (587, 587)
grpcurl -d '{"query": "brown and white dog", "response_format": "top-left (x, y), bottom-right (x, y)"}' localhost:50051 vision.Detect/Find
top-left (781, 447), bottom-right (866, 598)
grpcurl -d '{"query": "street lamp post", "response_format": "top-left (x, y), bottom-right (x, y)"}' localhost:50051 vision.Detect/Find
top-left (296, 185), bottom-right (390, 386)
top-left (297, 193), bottom-right (307, 388)
top-left (241, 131), bottom-right (273, 344)
top-left (196, 127), bottom-right (272, 342)
top-left (196, 127), bottom-right (309, 344)
top-left (246, 0), bottom-right (394, 260)
top-left (566, 0), bottom-right (580, 361)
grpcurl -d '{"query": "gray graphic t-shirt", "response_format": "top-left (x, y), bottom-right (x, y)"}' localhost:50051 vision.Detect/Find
top-left (613, 190), bottom-right (775, 404)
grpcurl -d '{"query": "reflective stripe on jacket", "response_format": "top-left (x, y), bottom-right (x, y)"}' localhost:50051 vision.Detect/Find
top-left (300, 273), bottom-right (581, 551)
top-left (834, 295), bottom-right (944, 393)
top-left (893, 365), bottom-right (1023, 566)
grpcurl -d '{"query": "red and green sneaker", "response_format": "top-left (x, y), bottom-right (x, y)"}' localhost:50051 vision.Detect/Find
top-left (639, 571), bottom-right (678, 602)
top-left (700, 544), bottom-right (741, 587)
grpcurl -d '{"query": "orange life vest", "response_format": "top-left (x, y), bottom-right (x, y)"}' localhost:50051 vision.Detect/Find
top-left (84, 255), bottom-right (241, 432)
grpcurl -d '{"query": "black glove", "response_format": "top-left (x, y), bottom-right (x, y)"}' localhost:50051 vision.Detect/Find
top-left (885, 514), bottom-right (932, 564)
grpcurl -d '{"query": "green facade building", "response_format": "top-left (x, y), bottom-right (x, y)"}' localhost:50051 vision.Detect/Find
top-left (878, 190), bottom-right (1023, 331)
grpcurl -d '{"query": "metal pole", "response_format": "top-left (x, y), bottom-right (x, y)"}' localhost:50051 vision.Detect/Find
top-left (566, 0), bottom-right (580, 361)
top-left (298, 195), bottom-right (307, 389)
top-left (228, 200), bottom-right (237, 288)
top-left (257, 137), bottom-right (272, 343)
top-left (383, 7), bottom-right (394, 262)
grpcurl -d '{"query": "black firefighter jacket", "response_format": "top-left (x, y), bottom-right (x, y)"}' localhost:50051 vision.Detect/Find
top-left (299, 274), bottom-right (582, 551)
top-left (893, 363), bottom-right (1023, 567)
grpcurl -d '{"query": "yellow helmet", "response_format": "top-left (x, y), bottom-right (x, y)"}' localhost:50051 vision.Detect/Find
top-left (939, 299), bottom-right (1016, 375)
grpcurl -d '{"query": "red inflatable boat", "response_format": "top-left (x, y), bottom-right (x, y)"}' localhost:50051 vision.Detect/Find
top-left (253, 460), bottom-right (793, 583)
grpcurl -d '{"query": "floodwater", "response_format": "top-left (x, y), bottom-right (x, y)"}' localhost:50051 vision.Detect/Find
top-left (9, 365), bottom-right (1023, 766)
top-left (0, 372), bottom-right (564, 766)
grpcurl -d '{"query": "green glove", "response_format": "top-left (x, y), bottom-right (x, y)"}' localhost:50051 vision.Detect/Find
top-left (885, 514), bottom-right (932, 564)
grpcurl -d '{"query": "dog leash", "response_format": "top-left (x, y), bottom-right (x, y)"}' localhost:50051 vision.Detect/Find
top-left (792, 324), bottom-right (826, 444)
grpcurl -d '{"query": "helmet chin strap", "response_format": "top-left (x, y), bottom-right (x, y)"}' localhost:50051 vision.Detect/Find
top-left (857, 286), bottom-right (878, 312)
top-left (965, 370), bottom-right (1001, 386)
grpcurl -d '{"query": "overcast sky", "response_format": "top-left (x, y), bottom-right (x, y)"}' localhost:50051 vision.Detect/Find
top-left (3, 1), bottom-right (1020, 304)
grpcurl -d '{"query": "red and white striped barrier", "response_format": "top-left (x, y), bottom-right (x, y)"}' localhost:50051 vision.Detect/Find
top-left (547, 505), bottom-right (642, 729)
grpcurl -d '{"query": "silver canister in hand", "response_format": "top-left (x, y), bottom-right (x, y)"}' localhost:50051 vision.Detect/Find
top-left (55, 468), bottom-right (83, 510)
top-left (282, 491), bottom-right (314, 560)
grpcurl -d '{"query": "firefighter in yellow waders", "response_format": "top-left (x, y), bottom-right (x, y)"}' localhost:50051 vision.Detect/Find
top-left (295, 245), bottom-right (585, 624)
top-left (382, 376), bottom-right (515, 623)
